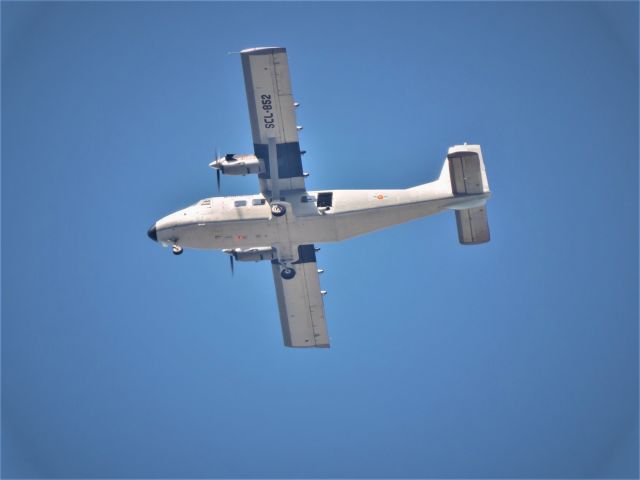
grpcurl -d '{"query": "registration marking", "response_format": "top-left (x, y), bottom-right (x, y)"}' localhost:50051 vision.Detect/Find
top-left (261, 94), bottom-right (275, 129)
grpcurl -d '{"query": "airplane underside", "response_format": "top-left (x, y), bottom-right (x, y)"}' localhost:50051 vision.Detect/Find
top-left (148, 46), bottom-right (492, 347)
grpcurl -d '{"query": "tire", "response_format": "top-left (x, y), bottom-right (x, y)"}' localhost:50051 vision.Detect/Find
top-left (280, 267), bottom-right (296, 280)
top-left (172, 246), bottom-right (183, 255)
top-left (271, 204), bottom-right (286, 217)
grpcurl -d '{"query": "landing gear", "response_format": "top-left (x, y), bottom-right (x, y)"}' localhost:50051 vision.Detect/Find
top-left (280, 267), bottom-right (296, 280)
top-left (172, 245), bottom-right (183, 255)
top-left (271, 203), bottom-right (286, 217)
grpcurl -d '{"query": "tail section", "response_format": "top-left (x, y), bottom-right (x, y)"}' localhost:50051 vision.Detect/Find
top-left (455, 206), bottom-right (490, 244)
top-left (443, 144), bottom-right (491, 245)
top-left (446, 144), bottom-right (490, 195)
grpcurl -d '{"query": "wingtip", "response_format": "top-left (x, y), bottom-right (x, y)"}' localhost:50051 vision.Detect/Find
top-left (240, 46), bottom-right (286, 55)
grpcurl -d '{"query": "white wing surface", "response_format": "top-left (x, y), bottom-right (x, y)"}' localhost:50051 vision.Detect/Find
top-left (270, 245), bottom-right (329, 348)
top-left (241, 47), bottom-right (306, 196)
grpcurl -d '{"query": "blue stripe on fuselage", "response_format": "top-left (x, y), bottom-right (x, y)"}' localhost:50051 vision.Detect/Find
top-left (254, 142), bottom-right (304, 179)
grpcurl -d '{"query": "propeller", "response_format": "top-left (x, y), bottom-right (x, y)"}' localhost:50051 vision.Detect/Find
top-left (222, 248), bottom-right (235, 276)
top-left (214, 146), bottom-right (221, 192)
top-left (211, 149), bottom-right (237, 193)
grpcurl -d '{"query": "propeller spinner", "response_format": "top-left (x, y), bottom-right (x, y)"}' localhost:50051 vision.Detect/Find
top-left (209, 152), bottom-right (263, 191)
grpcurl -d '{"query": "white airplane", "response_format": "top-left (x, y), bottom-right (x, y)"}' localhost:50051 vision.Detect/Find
top-left (148, 47), bottom-right (491, 348)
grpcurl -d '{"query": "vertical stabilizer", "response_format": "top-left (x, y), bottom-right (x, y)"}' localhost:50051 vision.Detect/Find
top-left (446, 144), bottom-right (491, 244)
top-left (447, 144), bottom-right (490, 195)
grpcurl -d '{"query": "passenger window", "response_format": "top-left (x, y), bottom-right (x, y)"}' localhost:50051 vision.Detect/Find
top-left (234, 200), bottom-right (247, 207)
top-left (252, 198), bottom-right (266, 206)
top-left (317, 192), bottom-right (333, 207)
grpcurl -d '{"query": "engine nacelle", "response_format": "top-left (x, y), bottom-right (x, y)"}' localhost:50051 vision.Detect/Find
top-left (224, 247), bottom-right (276, 262)
top-left (209, 153), bottom-right (263, 176)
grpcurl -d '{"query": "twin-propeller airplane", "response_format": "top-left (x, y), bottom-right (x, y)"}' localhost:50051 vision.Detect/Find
top-left (148, 47), bottom-right (491, 348)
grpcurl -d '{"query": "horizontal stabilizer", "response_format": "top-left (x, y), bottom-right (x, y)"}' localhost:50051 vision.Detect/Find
top-left (456, 206), bottom-right (490, 244)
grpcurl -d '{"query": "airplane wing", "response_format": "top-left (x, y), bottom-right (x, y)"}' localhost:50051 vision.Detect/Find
top-left (270, 245), bottom-right (329, 348)
top-left (241, 47), bottom-right (306, 197)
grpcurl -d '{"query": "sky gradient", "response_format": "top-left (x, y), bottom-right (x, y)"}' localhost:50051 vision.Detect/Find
top-left (2, 2), bottom-right (638, 478)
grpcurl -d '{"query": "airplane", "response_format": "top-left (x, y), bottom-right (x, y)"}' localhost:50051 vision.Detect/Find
top-left (147, 46), bottom-right (491, 348)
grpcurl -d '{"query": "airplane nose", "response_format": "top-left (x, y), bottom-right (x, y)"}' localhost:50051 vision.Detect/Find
top-left (147, 224), bottom-right (157, 242)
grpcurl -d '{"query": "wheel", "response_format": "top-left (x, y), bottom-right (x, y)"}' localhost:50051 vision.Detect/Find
top-left (172, 245), bottom-right (183, 255)
top-left (280, 267), bottom-right (296, 280)
top-left (271, 203), bottom-right (286, 217)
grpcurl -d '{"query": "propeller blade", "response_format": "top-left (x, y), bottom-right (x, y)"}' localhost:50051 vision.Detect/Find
top-left (216, 169), bottom-right (221, 192)
top-left (230, 255), bottom-right (234, 276)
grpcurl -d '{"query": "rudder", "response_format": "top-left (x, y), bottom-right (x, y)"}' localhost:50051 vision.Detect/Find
top-left (455, 206), bottom-right (490, 244)
top-left (447, 144), bottom-right (491, 245)
top-left (447, 144), bottom-right (490, 195)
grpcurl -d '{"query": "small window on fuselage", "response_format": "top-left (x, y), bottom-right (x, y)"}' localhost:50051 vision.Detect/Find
top-left (252, 198), bottom-right (266, 206)
top-left (317, 192), bottom-right (333, 207)
top-left (234, 200), bottom-right (247, 207)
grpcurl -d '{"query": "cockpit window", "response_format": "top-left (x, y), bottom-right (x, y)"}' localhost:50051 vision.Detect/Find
top-left (200, 199), bottom-right (211, 206)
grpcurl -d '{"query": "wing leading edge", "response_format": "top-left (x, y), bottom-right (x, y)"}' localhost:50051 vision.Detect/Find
top-left (241, 47), bottom-right (306, 196)
top-left (271, 245), bottom-right (329, 348)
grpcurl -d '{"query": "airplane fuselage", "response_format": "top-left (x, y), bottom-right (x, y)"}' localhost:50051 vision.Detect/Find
top-left (152, 178), bottom-right (490, 259)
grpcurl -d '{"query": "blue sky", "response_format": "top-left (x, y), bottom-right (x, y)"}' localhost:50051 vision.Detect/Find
top-left (2, 2), bottom-right (638, 478)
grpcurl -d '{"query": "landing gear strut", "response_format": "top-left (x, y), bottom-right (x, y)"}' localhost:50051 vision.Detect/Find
top-left (172, 245), bottom-right (183, 255)
top-left (271, 203), bottom-right (286, 217)
top-left (280, 267), bottom-right (296, 280)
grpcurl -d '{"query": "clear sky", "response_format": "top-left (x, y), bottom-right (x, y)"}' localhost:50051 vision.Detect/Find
top-left (2, 2), bottom-right (638, 478)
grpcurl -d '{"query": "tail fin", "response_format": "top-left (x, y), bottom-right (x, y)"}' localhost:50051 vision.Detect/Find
top-left (455, 206), bottom-right (490, 244)
top-left (445, 144), bottom-right (491, 244)
top-left (447, 144), bottom-right (490, 195)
